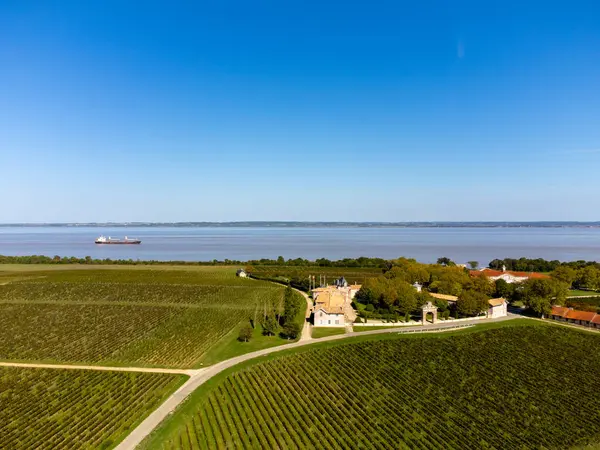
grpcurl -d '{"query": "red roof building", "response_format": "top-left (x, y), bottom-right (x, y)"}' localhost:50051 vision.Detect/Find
top-left (551, 306), bottom-right (570, 318)
top-left (470, 268), bottom-right (550, 282)
top-left (564, 309), bottom-right (597, 323)
top-left (550, 305), bottom-right (600, 328)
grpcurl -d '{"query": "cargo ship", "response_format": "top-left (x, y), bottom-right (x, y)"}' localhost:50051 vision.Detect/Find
top-left (94, 235), bottom-right (141, 244)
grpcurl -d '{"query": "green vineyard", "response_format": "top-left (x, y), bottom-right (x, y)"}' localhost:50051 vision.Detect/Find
top-left (145, 323), bottom-right (600, 449)
top-left (0, 267), bottom-right (287, 367)
top-left (0, 367), bottom-right (184, 449)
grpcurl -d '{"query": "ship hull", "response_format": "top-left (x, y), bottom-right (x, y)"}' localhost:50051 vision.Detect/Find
top-left (95, 241), bottom-right (141, 244)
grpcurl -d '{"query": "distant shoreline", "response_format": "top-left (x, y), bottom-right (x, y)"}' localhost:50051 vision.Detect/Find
top-left (1, 222), bottom-right (600, 229)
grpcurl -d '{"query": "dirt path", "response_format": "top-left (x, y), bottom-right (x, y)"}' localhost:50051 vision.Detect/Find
top-left (0, 361), bottom-right (196, 376)
top-left (296, 289), bottom-right (313, 341)
top-left (115, 315), bottom-right (517, 450)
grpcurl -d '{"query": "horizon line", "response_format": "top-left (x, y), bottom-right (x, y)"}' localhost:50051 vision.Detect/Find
top-left (1, 221), bottom-right (600, 227)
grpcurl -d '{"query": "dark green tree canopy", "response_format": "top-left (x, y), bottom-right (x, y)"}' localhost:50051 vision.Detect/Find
top-left (457, 290), bottom-right (489, 317)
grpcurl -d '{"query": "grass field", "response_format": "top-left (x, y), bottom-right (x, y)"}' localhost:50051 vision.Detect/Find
top-left (566, 296), bottom-right (600, 312)
top-left (0, 366), bottom-right (185, 449)
top-left (311, 327), bottom-right (347, 338)
top-left (353, 325), bottom-right (407, 332)
top-left (0, 266), bottom-right (297, 368)
top-left (568, 289), bottom-right (600, 297)
top-left (142, 320), bottom-right (600, 449)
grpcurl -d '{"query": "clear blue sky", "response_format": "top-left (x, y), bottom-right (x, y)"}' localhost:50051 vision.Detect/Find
top-left (1, 1), bottom-right (599, 222)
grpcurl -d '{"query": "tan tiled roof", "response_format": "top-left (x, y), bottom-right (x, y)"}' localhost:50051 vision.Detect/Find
top-left (315, 291), bottom-right (330, 303)
top-left (551, 306), bottom-right (570, 317)
top-left (312, 287), bottom-right (334, 292)
top-left (428, 293), bottom-right (458, 302)
top-left (314, 304), bottom-right (344, 315)
top-left (314, 291), bottom-right (346, 314)
top-left (488, 298), bottom-right (506, 307)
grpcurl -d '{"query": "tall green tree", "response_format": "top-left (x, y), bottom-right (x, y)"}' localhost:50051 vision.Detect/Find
top-left (238, 324), bottom-right (253, 342)
top-left (281, 321), bottom-right (302, 339)
top-left (457, 290), bottom-right (489, 317)
top-left (429, 266), bottom-right (470, 296)
top-left (394, 280), bottom-right (418, 314)
top-left (282, 286), bottom-right (301, 324)
top-left (576, 266), bottom-right (600, 290)
top-left (386, 258), bottom-right (430, 284)
top-left (521, 278), bottom-right (568, 317)
top-left (494, 279), bottom-right (513, 299)
top-left (467, 261), bottom-right (479, 270)
top-left (471, 273), bottom-right (495, 295)
top-left (551, 266), bottom-right (577, 287)
top-left (262, 315), bottom-right (280, 336)
top-left (437, 257), bottom-right (455, 266)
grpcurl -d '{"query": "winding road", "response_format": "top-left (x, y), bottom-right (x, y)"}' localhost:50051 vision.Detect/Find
top-left (0, 309), bottom-right (518, 449)
top-left (115, 314), bottom-right (517, 449)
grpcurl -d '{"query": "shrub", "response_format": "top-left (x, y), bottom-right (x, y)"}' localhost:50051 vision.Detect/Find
top-left (238, 325), bottom-right (253, 342)
top-left (280, 322), bottom-right (302, 340)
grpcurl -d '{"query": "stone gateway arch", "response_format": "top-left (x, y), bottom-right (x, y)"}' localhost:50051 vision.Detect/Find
top-left (422, 301), bottom-right (438, 325)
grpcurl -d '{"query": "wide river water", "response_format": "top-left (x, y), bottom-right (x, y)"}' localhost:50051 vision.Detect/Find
top-left (1, 227), bottom-right (600, 264)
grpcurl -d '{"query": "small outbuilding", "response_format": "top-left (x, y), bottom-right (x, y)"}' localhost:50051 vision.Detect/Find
top-left (551, 306), bottom-right (570, 321)
top-left (487, 298), bottom-right (507, 319)
top-left (236, 268), bottom-right (247, 278)
top-left (564, 309), bottom-right (597, 326)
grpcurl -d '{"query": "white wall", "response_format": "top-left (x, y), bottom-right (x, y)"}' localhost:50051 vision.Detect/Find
top-left (314, 310), bottom-right (345, 327)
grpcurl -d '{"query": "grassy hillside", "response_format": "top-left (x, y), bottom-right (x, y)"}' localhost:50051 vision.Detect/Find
top-left (0, 367), bottom-right (184, 449)
top-left (142, 321), bottom-right (600, 449)
top-left (0, 266), bottom-right (298, 368)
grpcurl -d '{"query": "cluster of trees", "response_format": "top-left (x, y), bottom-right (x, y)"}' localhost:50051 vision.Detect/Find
top-left (488, 276), bottom-right (569, 317)
top-left (489, 257), bottom-right (600, 273)
top-left (550, 265), bottom-right (600, 291)
top-left (246, 256), bottom-right (389, 268)
top-left (354, 258), bottom-right (498, 319)
top-left (355, 277), bottom-right (426, 319)
top-left (239, 286), bottom-right (304, 342)
top-left (352, 257), bottom-right (578, 319)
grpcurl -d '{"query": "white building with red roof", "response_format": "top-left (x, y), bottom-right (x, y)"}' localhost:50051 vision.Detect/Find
top-left (471, 266), bottom-right (550, 284)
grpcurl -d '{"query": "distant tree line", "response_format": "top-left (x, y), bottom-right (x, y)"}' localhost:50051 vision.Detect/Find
top-left (5, 254), bottom-right (600, 273)
top-left (0, 254), bottom-right (248, 266)
top-left (0, 254), bottom-right (390, 268)
top-left (489, 257), bottom-right (600, 273)
top-left (246, 256), bottom-right (389, 268)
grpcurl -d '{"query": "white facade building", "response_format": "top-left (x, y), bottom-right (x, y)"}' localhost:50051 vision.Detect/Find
top-left (313, 291), bottom-right (347, 327)
top-left (487, 298), bottom-right (508, 318)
